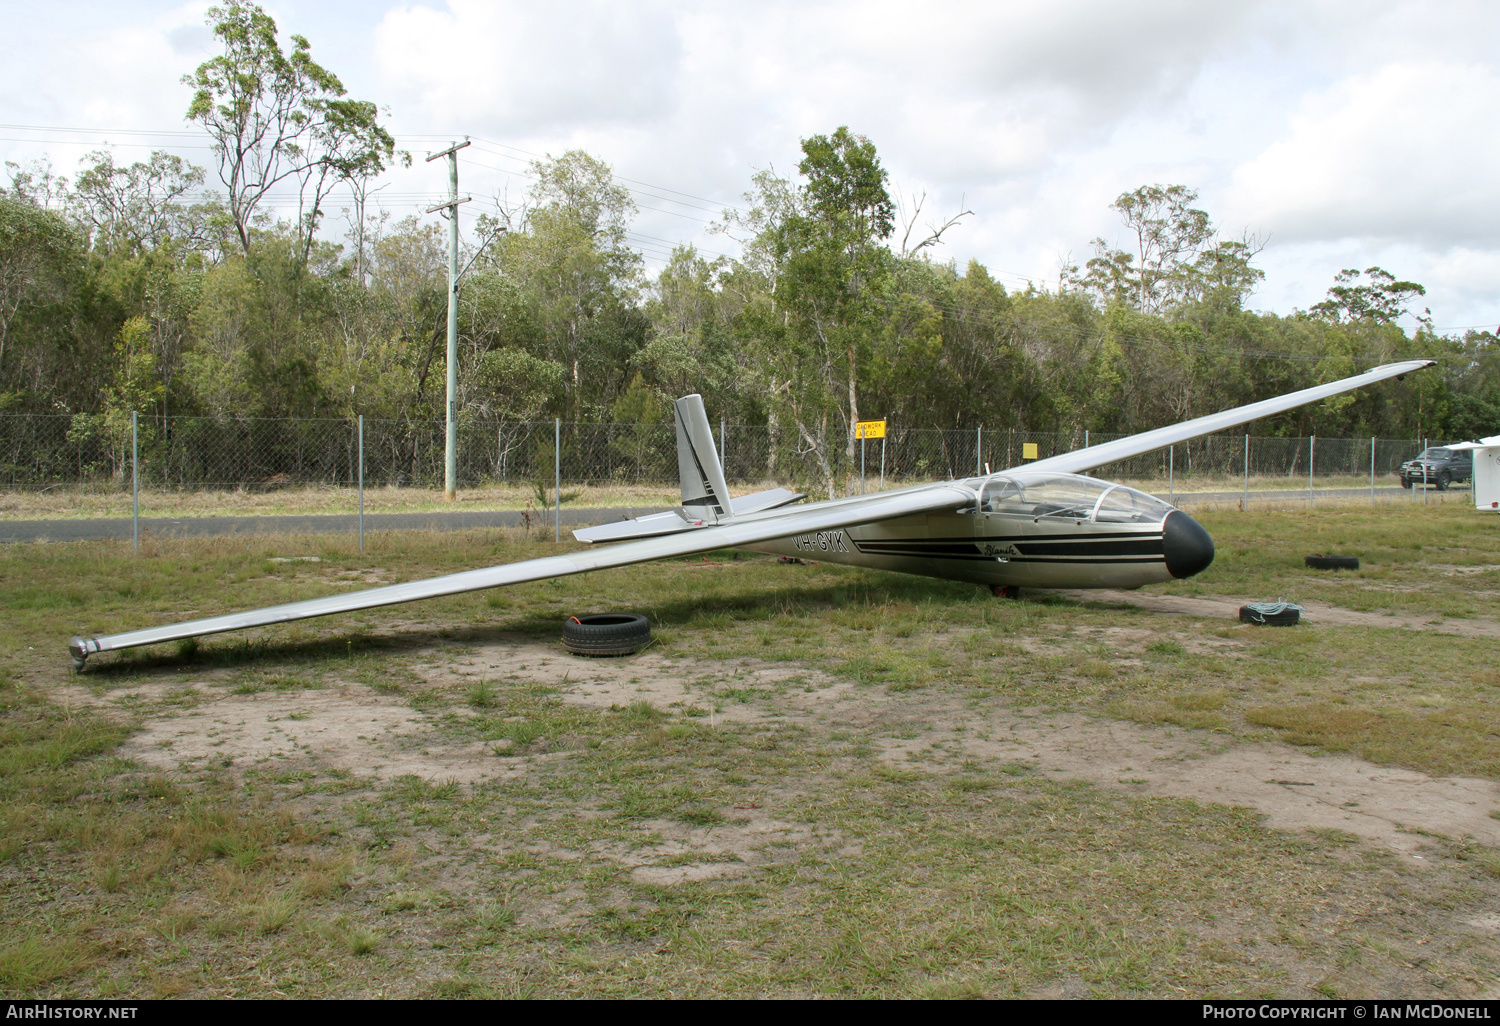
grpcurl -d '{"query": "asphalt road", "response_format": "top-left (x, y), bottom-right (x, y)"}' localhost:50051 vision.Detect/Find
top-left (0, 507), bottom-right (641, 544)
top-left (0, 484), bottom-right (1461, 545)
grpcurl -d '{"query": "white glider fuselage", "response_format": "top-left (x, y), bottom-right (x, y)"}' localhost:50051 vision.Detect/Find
top-left (746, 471), bottom-right (1202, 590)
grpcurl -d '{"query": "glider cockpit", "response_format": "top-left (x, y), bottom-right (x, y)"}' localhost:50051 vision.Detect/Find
top-left (970, 472), bottom-right (1171, 524)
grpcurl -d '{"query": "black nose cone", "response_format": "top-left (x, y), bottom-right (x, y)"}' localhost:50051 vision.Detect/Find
top-left (1163, 510), bottom-right (1214, 579)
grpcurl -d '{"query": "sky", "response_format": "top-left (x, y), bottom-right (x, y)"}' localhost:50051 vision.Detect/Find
top-left (3, 0), bottom-right (1498, 335)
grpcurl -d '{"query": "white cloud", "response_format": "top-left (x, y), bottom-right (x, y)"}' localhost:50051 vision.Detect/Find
top-left (7, 0), bottom-right (1500, 327)
top-left (375, 1), bottom-right (683, 133)
top-left (1224, 62), bottom-right (1500, 247)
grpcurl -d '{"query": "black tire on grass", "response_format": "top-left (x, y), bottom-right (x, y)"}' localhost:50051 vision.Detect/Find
top-left (1305, 554), bottom-right (1360, 570)
top-left (562, 613), bottom-right (651, 656)
top-left (1239, 604), bottom-right (1301, 626)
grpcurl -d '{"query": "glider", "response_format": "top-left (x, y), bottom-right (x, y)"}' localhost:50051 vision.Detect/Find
top-left (69, 359), bottom-right (1434, 669)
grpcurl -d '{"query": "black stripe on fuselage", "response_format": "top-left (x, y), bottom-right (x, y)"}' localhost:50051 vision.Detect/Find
top-left (853, 535), bottom-right (1164, 560)
top-left (851, 532), bottom-right (1164, 543)
top-left (1003, 556), bottom-right (1165, 564)
top-left (1012, 538), bottom-right (1164, 557)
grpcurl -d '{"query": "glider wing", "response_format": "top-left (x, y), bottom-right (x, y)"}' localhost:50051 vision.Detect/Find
top-left (1027, 360), bottom-right (1435, 477)
top-left (70, 482), bottom-right (975, 663)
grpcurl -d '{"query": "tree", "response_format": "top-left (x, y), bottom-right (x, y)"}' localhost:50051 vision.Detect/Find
top-left (1, 159), bottom-right (69, 210)
top-left (72, 150), bottom-right (219, 255)
top-left (184, 0), bottom-right (394, 261)
top-left (0, 197), bottom-right (82, 390)
top-left (1310, 267), bottom-right (1427, 325)
top-left (791, 127), bottom-right (895, 472)
top-left (495, 151), bottom-right (643, 414)
top-left (473, 347), bottom-right (564, 421)
top-left (1078, 184), bottom-right (1263, 316)
top-left (712, 132), bottom-right (899, 495)
top-left (895, 189), bottom-right (973, 259)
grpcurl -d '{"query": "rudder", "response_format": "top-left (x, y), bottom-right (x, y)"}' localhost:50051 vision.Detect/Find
top-left (675, 394), bottom-right (731, 523)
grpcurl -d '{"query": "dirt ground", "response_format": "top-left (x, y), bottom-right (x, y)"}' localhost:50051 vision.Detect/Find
top-left (1062, 588), bottom-right (1500, 640)
top-left (59, 633), bottom-right (1500, 865)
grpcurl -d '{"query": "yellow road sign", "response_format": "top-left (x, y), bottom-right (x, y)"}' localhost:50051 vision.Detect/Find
top-left (1022, 442), bottom-right (1039, 460)
top-left (856, 420), bottom-right (886, 439)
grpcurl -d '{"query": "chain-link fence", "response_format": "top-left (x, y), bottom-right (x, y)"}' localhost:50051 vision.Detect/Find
top-left (0, 412), bottom-right (1441, 498)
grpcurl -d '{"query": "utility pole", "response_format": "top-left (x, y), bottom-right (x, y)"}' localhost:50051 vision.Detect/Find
top-left (426, 139), bottom-right (471, 501)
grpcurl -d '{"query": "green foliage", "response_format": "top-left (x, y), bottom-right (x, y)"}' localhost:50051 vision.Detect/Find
top-left (6, 57), bottom-right (1495, 452)
top-left (1075, 184), bottom-right (1263, 316)
top-left (184, 1), bottom-right (394, 261)
top-left (1310, 267), bottom-right (1428, 325)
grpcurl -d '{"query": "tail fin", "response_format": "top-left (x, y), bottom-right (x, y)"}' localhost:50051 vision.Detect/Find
top-left (675, 394), bottom-right (731, 523)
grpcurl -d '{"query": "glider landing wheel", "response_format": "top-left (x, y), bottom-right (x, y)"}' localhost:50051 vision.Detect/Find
top-left (562, 613), bottom-right (651, 656)
top-left (989, 584), bottom-right (1021, 600)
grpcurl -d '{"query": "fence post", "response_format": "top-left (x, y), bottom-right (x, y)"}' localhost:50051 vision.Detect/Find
top-left (1168, 445), bottom-right (1174, 505)
top-left (1243, 434), bottom-right (1249, 509)
top-left (1423, 436), bottom-right (1428, 505)
top-left (1370, 436), bottom-right (1375, 509)
top-left (1309, 434), bottom-right (1315, 508)
top-left (720, 418), bottom-right (726, 478)
top-left (358, 414), bottom-right (364, 553)
top-left (976, 425), bottom-right (982, 476)
top-left (555, 417), bottom-right (561, 543)
top-left (880, 434), bottom-right (886, 490)
top-left (131, 410), bottom-right (139, 554)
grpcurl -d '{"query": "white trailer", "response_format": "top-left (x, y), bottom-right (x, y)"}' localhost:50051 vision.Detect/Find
top-left (1448, 435), bottom-right (1500, 511)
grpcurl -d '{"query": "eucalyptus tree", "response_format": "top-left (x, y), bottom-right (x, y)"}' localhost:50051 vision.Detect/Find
top-left (0, 197), bottom-right (88, 403)
top-left (71, 150), bottom-right (220, 256)
top-left (495, 150), bottom-right (644, 416)
top-left (1310, 267), bottom-right (1428, 326)
top-left (1078, 184), bottom-right (1264, 317)
top-left (789, 127), bottom-right (896, 464)
top-left (634, 246), bottom-right (743, 417)
top-left (718, 129), bottom-right (897, 495)
top-left (184, 0), bottom-right (395, 263)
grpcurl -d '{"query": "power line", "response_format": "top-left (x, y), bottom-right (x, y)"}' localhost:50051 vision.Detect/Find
top-left (0, 137), bottom-right (216, 150)
top-left (1, 121), bottom-right (749, 225)
top-left (0, 123), bottom-right (202, 137)
top-left (460, 137), bottom-right (748, 214)
top-left (458, 150), bottom-right (728, 228)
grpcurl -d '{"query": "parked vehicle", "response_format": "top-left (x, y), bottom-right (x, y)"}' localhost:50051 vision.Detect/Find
top-left (1399, 446), bottom-right (1473, 490)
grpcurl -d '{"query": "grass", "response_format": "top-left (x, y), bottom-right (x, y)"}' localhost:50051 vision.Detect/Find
top-left (0, 504), bottom-right (1498, 996)
top-left (1171, 502), bottom-right (1500, 619)
top-left (0, 482), bottom-right (684, 521)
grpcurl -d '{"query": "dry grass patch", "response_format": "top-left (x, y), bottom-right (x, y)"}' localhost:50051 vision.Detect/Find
top-left (1108, 693), bottom-right (1232, 732)
top-left (0, 936), bottom-right (94, 991)
top-left (1245, 703), bottom-right (1500, 779)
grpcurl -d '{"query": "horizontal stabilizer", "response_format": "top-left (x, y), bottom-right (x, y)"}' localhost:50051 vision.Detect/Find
top-left (572, 510), bottom-right (705, 544)
top-left (573, 487), bottom-right (808, 544)
top-left (730, 487), bottom-right (806, 516)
